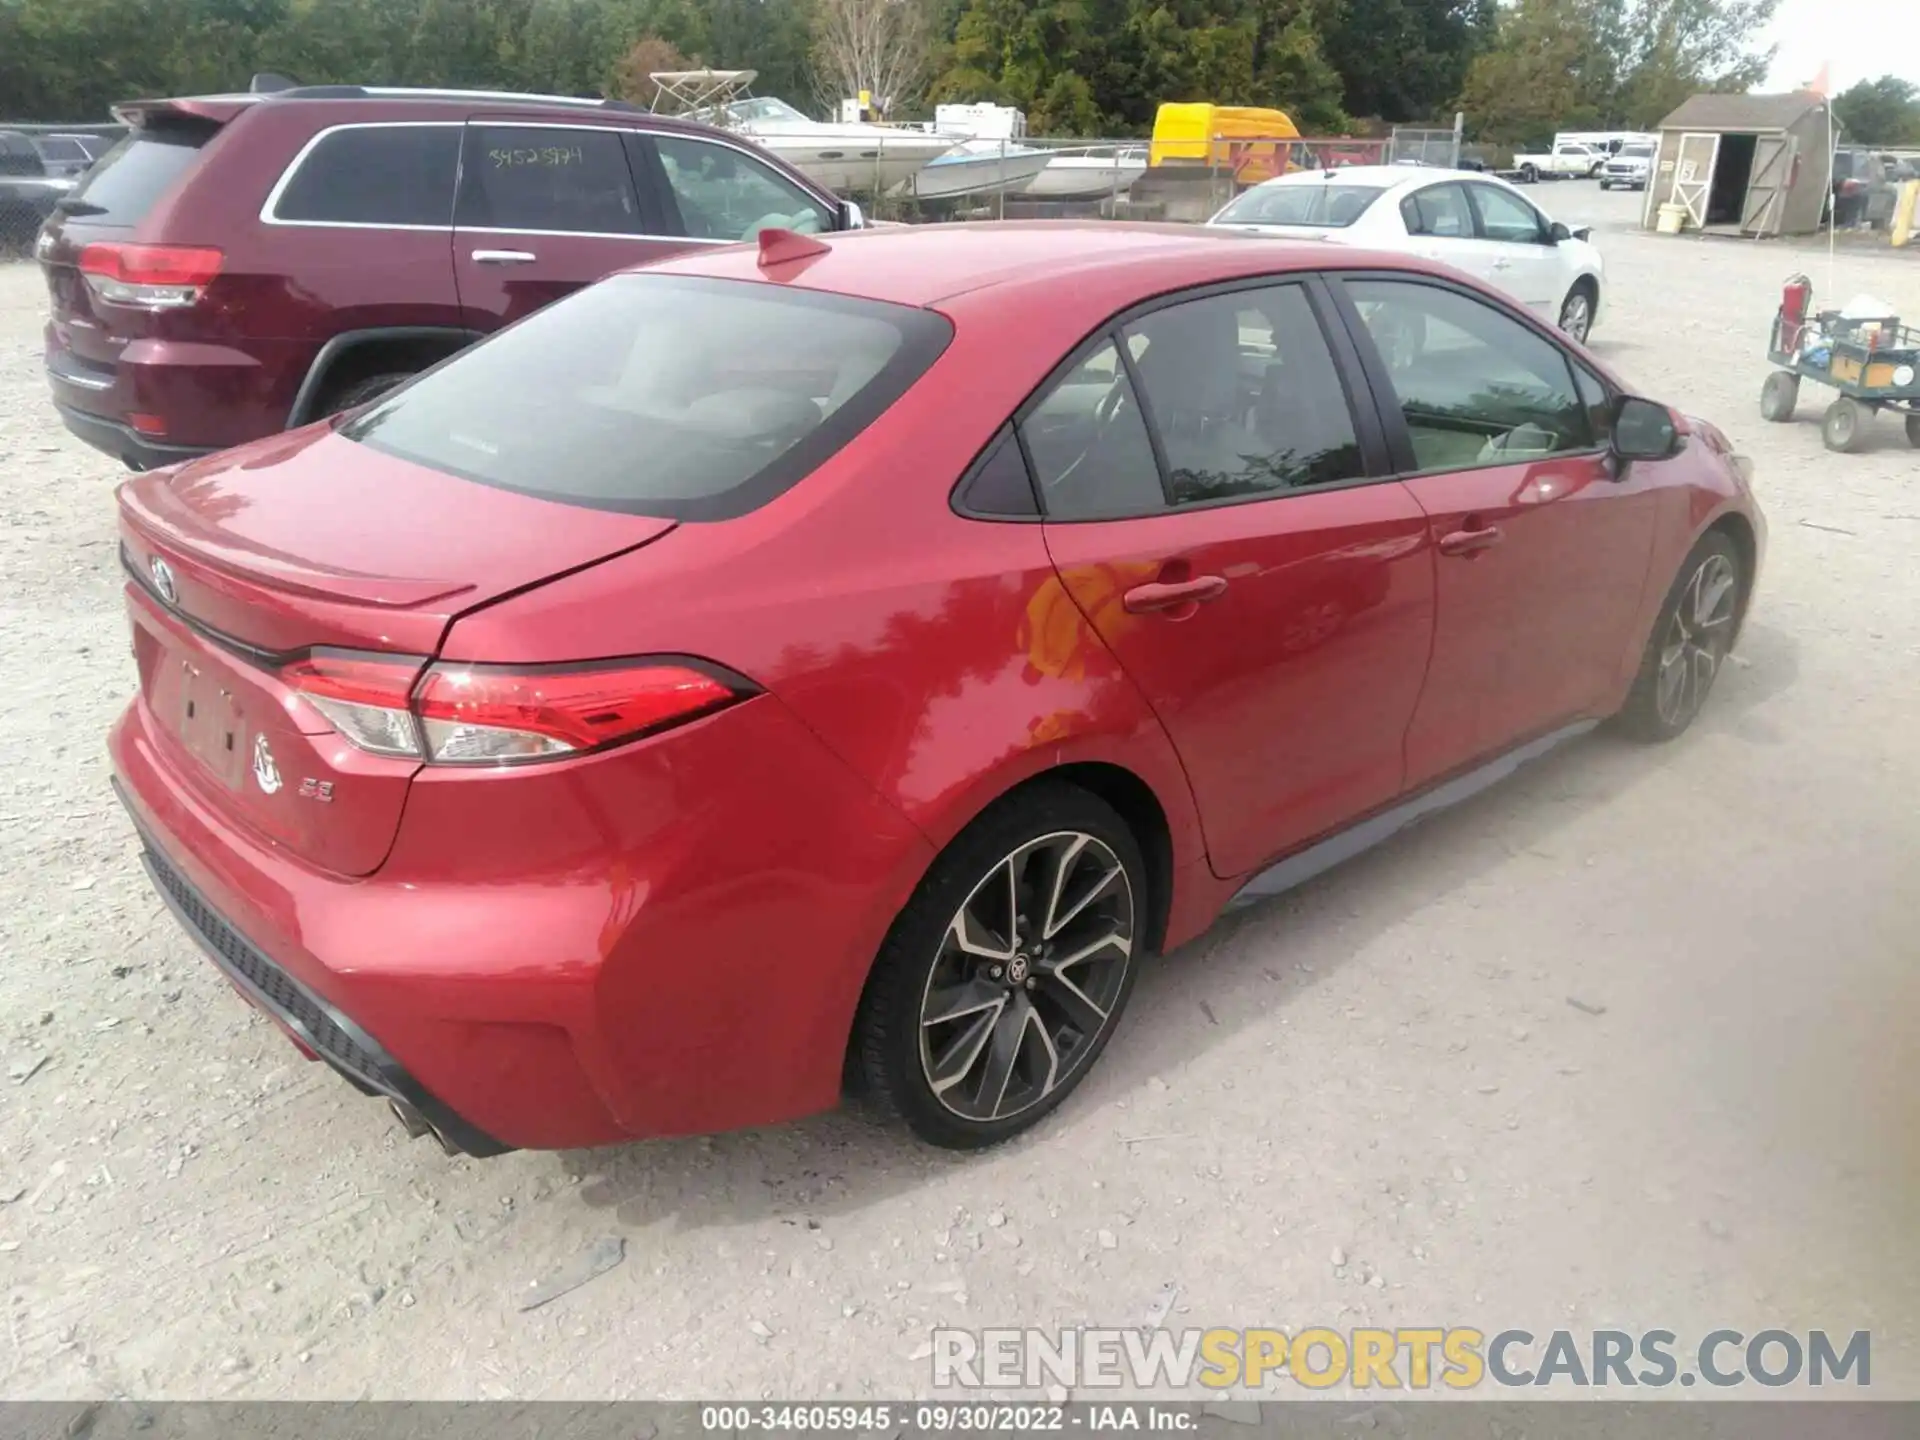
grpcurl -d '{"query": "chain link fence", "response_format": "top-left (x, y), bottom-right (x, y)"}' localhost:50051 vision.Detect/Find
top-left (1, 121), bottom-right (124, 259)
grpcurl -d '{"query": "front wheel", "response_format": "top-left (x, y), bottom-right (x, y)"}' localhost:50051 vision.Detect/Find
top-left (1558, 283), bottom-right (1596, 344)
top-left (1598, 180), bottom-right (1612, 190)
top-left (1760, 370), bottom-right (1799, 422)
top-left (1906, 412), bottom-right (1920, 448)
top-left (851, 785), bottom-right (1146, 1149)
top-left (1823, 396), bottom-right (1866, 453)
top-left (1614, 532), bottom-right (1744, 743)
top-left (1520, 164), bottom-right (1539, 184)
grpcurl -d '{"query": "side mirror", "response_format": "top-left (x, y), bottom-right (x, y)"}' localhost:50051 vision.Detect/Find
top-left (840, 199), bottom-right (867, 231)
top-left (1611, 396), bottom-right (1679, 461)
top-left (1569, 224), bottom-right (1592, 242)
top-left (1547, 220), bottom-right (1572, 244)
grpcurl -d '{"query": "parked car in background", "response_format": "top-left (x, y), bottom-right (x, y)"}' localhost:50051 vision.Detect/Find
top-left (109, 221), bottom-right (1763, 1155)
top-left (32, 133), bottom-right (110, 178)
top-left (1511, 141), bottom-right (1605, 182)
top-left (1208, 166), bottom-right (1605, 341)
top-left (0, 129), bottom-right (74, 255)
top-left (1600, 140), bottom-right (1655, 191)
top-left (38, 82), bottom-right (861, 471)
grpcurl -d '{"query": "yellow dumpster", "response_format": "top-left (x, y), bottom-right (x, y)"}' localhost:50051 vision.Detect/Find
top-left (1149, 103), bottom-right (1301, 185)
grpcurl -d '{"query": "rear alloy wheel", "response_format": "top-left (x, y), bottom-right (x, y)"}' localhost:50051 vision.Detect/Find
top-left (1558, 284), bottom-right (1596, 344)
top-left (852, 786), bottom-right (1144, 1149)
top-left (1822, 396), bottom-right (1866, 453)
top-left (1760, 370), bottom-right (1799, 422)
top-left (1615, 531), bottom-right (1743, 742)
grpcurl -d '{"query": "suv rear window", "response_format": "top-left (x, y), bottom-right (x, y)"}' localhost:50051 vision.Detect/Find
top-left (61, 121), bottom-right (213, 225)
top-left (1215, 183), bottom-right (1386, 228)
top-left (341, 274), bottom-right (953, 521)
top-left (273, 125), bottom-right (460, 226)
top-left (0, 132), bottom-right (44, 177)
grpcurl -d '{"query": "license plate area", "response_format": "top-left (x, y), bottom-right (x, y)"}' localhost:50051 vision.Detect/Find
top-left (175, 658), bottom-right (250, 790)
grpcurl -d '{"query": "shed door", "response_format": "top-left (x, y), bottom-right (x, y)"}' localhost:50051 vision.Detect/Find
top-left (1670, 132), bottom-right (1720, 226)
top-left (1740, 134), bottom-right (1796, 235)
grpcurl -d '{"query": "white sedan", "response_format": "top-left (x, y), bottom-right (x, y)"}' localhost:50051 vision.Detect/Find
top-left (1205, 166), bottom-right (1605, 343)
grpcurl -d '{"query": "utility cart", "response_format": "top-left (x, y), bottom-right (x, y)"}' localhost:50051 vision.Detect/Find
top-left (1760, 274), bottom-right (1920, 453)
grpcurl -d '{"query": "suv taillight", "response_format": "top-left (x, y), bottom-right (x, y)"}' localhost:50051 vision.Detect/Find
top-left (78, 243), bottom-right (223, 309)
top-left (281, 650), bottom-right (747, 765)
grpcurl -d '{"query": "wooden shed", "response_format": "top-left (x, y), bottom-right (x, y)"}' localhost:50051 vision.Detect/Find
top-left (1643, 92), bottom-right (1840, 236)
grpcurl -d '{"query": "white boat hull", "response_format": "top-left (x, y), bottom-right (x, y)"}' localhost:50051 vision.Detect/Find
top-left (749, 136), bottom-right (954, 193)
top-left (1026, 153), bottom-right (1148, 200)
top-left (891, 146), bottom-right (1052, 200)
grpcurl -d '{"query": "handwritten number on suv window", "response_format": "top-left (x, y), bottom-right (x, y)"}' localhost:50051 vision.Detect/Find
top-left (489, 146), bottom-right (584, 169)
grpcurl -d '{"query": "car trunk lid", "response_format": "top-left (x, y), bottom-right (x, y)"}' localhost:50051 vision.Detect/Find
top-left (118, 427), bottom-right (678, 875)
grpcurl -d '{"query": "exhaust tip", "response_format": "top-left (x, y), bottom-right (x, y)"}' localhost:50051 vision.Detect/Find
top-left (387, 1096), bottom-right (463, 1156)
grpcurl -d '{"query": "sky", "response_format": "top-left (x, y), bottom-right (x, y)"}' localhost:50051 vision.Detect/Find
top-left (1761, 0), bottom-right (1920, 93)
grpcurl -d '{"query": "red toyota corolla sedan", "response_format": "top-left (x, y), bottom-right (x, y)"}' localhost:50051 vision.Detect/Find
top-left (108, 222), bottom-right (1764, 1156)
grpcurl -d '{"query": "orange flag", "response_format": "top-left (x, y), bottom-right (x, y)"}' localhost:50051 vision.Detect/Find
top-left (1803, 62), bottom-right (1830, 98)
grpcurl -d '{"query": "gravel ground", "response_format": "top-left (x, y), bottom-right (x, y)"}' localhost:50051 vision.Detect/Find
top-left (1, 187), bottom-right (1917, 1403)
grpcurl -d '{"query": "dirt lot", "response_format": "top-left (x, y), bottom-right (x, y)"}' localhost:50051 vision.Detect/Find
top-left (1, 186), bottom-right (1917, 1402)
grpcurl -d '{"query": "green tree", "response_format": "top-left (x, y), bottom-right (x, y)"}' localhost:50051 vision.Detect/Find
top-left (1322, 0), bottom-right (1493, 123)
top-left (1833, 75), bottom-right (1920, 147)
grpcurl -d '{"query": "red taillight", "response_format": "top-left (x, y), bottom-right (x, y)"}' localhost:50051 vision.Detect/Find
top-left (126, 412), bottom-right (168, 436)
top-left (280, 651), bottom-right (745, 765)
top-left (78, 243), bottom-right (223, 309)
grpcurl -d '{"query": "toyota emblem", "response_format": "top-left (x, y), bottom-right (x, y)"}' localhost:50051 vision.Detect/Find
top-left (252, 733), bottom-right (282, 795)
top-left (149, 556), bottom-right (178, 605)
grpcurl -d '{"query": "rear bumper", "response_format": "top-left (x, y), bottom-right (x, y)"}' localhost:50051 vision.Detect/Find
top-left (55, 401), bottom-right (213, 472)
top-left (108, 679), bottom-right (935, 1153)
top-left (121, 793), bottom-right (510, 1157)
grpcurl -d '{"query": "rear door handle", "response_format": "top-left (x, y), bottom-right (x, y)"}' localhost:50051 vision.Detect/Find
top-left (472, 249), bottom-right (537, 265)
top-left (1122, 576), bottom-right (1229, 614)
top-left (1438, 525), bottom-right (1504, 557)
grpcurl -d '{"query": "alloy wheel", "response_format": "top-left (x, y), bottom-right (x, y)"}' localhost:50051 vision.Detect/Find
top-left (1560, 291), bottom-right (1593, 343)
top-left (918, 831), bottom-right (1134, 1123)
top-left (1655, 552), bottom-right (1737, 727)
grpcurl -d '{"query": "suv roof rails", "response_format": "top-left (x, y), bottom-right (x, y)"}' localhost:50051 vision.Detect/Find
top-left (264, 85), bottom-right (651, 113)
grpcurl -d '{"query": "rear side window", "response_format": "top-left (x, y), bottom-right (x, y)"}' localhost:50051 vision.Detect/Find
top-left (272, 125), bottom-right (459, 226)
top-left (1214, 183), bottom-right (1386, 228)
top-left (0, 132), bottom-right (46, 177)
top-left (62, 123), bottom-right (213, 224)
top-left (456, 125), bottom-right (640, 234)
top-left (341, 274), bottom-right (952, 521)
top-left (35, 138), bottom-right (89, 164)
top-left (1400, 183), bottom-right (1473, 238)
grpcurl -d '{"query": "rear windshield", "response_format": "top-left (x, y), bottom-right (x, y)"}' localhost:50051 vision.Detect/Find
top-left (61, 121), bottom-right (214, 226)
top-left (34, 137), bottom-right (91, 164)
top-left (1215, 183), bottom-right (1386, 228)
top-left (341, 274), bottom-right (953, 521)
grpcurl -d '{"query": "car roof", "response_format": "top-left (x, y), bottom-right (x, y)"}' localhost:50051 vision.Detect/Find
top-left (1251, 165), bottom-right (1485, 191)
top-left (639, 220), bottom-right (1423, 311)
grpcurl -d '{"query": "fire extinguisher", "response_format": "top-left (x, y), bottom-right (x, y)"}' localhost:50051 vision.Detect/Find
top-left (1781, 272), bottom-right (1812, 352)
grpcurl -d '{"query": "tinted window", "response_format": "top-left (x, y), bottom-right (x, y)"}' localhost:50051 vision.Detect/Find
top-left (1125, 287), bottom-right (1363, 503)
top-left (1573, 363), bottom-right (1611, 440)
top-left (958, 429), bottom-right (1039, 517)
top-left (1400, 182), bottom-right (1473, 238)
top-left (1471, 184), bottom-right (1546, 243)
top-left (342, 274), bottom-right (950, 521)
top-left (63, 123), bottom-right (213, 224)
top-left (0, 132), bottom-right (46, 177)
top-left (1021, 339), bottom-right (1166, 520)
top-left (274, 125), bottom-right (458, 226)
top-left (1346, 279), bottom-right (1593, 473)
top-left (458, 125), bottom-right (640, 234)
top-left (654, 135), bottom-right (831, 241)
top-left (35, 138), bottom-right (88, 163)
top-left (1214, 183), bottom-right (1386, 228)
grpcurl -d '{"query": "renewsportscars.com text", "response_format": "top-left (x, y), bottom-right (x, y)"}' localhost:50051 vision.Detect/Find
top-left (932, 1327), bottom-right (1871, 1391)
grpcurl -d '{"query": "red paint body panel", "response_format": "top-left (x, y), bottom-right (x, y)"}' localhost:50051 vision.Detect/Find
top-left (106, 223), bottom-right (1766, 1149)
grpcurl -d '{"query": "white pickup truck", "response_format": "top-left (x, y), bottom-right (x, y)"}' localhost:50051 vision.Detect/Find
top-left (1510, 141), bottom-right (1604, 183)
top-left (1599, 141), bottom-right (1656, 191)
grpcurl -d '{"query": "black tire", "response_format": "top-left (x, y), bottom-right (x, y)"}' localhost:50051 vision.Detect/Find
top-left (1598, 180), bottom-right (1611, 190)
top-left (1520, 164), bottom-right (1539, 184)
top-left (317, 371), bottom-right (413, 418)
top-left (1613, 531), bottom-right (1744, 743)
top-left (1760, 370), bottom-right (1799, 422)
top-left (1822, 396), bottom-right (1865, 453)
top-left (1557, 280), bottom-right (1597, 343)
top-left (851, 783), bottom-right (1147, 1149)
top-left (1906, 413), bottom-right (1920, 448)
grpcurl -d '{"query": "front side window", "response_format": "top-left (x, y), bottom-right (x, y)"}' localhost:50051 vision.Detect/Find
top-left (1400, 182), bottom-right (1474, 238)
top-left (341, 274), bottom-right (951, 521)
top-left (457, 125), bottom-right (640, 234)
top-left (1213, 183), bottom-right (1386, 229)
top-left (1344, 278), bottom-right (1593, 473)
top-left (653, 135), bottom-right (831, 242)
top-left (1470, 184), bottom-right (1547, 244)
top-left (274, 125), bottom-right (459, 226)
top-left (1123, 287), bottom-right (1364, 503)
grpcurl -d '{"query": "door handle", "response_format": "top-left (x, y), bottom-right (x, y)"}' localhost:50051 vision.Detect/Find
top-left (1438, 525), bottom-right (1504, 557)
top-left (472, 249), bottom-right (537, 265)
top-left (1122, 575), bottom-right (1229, 615)
top-left (1490, 257), bottom-right (1513, 270)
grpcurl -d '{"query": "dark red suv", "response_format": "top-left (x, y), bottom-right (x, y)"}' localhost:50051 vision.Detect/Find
top-left (38, 84), bottom-right (856, 470)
